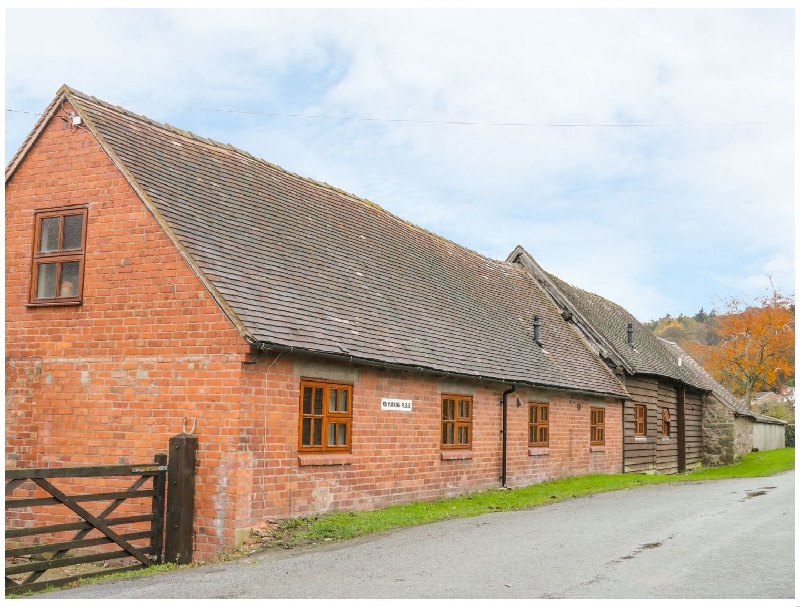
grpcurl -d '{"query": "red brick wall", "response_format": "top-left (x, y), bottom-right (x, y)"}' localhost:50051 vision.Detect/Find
top-left (234, 352), bottom-right (623, 529)
top-left (5, 102), bottom-right (250, 560)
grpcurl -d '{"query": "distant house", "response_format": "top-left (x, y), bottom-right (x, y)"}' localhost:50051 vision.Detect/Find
top-left (752, 392), bottom-right (783, 406)
top-left (6, 86), bottom-right (631, 559)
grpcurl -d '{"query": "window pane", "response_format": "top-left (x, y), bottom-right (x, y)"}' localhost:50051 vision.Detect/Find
top-left (313, 419), bottom-right (322, 445)
top-left (39, 217), bottom-right (60, 252)
top-left (59, 261), bottom-right (80, 297)
top-left (448, 424), bottom-right (454, 445)
top-left (531, 407), bottom-right (537, 424)
top-left (443, 422), bottom-right (454, 445)
top-left (313, 388), bottom-right (323, 415)
top-left (339, 390), bottom-right (348, 412)
top-left (36, 263), bottom-right (57, 299)
top-left (540, 428), bottom-right (548, 444)
top-left (443, 399), bottom-right (454, 421)
top-left (540, 407), bottom-right (547, 422)
top-left (329, 389), bottom-right (338, 413)
top-left (459, 426), bottom-right (469, 445)
top-left (459, 399), bottom-right (470, 419)
top-left (302, 387), bottom-right (312, 415)
top-left (338, 424), bottom-right (347, 446)
top-left (302, 418), bottom-right (311, 446)
top-left (62, 214), bottom-right (84, 250)
top-left (328, 423), bottom-right (336, 446)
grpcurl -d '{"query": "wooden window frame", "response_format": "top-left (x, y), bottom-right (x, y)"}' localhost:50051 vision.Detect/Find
top-left (590, 407), bottom-right (605, 446)
top-left (528, 403), bottom-right (549, 447)
top-left (634, 404), bottom-right (646, 437)
top-left (662, 408), bottom-right (671, 438)
top-left (28, 206), bottom-right (88, 306)
top-left (298, 379), bottom-right (353, 453)
top-left (441, 394), bottom-right (472, 449)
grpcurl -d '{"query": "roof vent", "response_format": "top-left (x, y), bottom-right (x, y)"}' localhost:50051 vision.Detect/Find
top-left (533, 315), bottom-right (542, 347)
top-left (627, 323), bottom-right (634, 346)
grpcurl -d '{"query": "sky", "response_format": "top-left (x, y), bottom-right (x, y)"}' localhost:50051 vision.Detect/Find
top-left (4, 8), bottom-right (795, 322)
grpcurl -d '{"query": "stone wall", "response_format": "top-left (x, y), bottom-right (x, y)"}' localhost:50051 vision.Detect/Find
top-left (733, 416), bottom-right (754, 459)
top-left (702, 394), bottom-right (735, 466)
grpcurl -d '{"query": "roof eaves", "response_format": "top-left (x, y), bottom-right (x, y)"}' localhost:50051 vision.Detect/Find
top-left (252, 340), bottom-right (630, 401)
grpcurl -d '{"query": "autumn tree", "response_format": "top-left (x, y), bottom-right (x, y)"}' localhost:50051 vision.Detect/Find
top-left (686, 289), bottom-right (794, 407)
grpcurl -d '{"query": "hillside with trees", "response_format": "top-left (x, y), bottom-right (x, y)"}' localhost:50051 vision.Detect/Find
top-left (646, 290), bottom-right (795, 421)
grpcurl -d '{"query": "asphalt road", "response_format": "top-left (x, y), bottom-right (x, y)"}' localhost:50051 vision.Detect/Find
top-left (38, 471), bottom-right (794, 600)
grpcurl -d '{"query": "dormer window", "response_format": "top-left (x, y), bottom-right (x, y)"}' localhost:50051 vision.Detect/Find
top-left (29, 207), bottom-right (87, 305)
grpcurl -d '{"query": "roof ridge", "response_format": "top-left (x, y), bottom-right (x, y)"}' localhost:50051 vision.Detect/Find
top-left (64, 85), bottom-right (504, 268)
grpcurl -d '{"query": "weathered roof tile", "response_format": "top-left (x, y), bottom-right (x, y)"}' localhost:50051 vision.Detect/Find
top-left (60, 86), bottom-right (627, 399)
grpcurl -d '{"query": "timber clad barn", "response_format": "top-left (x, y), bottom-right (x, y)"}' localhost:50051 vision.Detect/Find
top-left (6, 86), bottom-right (719, 559)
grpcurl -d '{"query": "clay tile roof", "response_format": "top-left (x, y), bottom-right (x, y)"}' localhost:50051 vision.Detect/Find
top-left (59, 86), bottom-right (627, 399)
top-left (542, 273), bottom-right (705, 386)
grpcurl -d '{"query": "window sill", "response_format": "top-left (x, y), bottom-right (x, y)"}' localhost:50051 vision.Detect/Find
top-left (441, 449), bottom-right (473, 460)
top-left (26, 300), bottom-right (83, 308)
top-left (589, 445), bottom-right (606, 452)
top-left (634, 437), bottom-right (648, 443)
top-left (528, 447), bottom-right (550, 456)
top-left (297, 453), bottom-right (353, 467)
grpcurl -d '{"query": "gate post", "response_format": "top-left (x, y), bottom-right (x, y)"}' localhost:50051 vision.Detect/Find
top-left (151, 453), bottom-right (168, 564)
top-left (165, 433), bottom-right (197, 564)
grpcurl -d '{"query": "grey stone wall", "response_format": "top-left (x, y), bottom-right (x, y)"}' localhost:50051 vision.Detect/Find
top-left (734, 416), bottom-right (754, 459)
top-left (702, 395), bottom-right (735, 466)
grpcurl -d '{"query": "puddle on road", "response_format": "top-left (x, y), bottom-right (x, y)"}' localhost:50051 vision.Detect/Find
top-left (742, 486), bottom-right (776, 501)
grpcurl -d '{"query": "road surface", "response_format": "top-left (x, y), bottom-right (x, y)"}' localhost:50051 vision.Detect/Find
top-left (39, 471), bottom-right (794, 599)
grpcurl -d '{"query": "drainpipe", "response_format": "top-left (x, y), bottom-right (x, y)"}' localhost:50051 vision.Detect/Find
top-left (501, 383), bottom-right (517, 488)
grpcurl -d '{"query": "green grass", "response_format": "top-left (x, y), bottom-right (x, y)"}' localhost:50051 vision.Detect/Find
top-left (273, 448), bottom-right (794, 547)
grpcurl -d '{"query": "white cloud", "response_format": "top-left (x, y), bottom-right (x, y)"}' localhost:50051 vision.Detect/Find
top-left (5, 8), bottom-right (794, 321)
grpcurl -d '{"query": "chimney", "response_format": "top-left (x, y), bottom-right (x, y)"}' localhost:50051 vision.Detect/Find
top-left (533, 315), bottom-right (542, 346)
top-left (627, 323), bottom-right (634, 346)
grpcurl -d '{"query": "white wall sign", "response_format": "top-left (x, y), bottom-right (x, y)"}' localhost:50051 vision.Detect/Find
top-left (381, 398), bottom-right (413, 412)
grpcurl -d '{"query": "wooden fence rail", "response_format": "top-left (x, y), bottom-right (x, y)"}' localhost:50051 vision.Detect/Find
top-left (5, 454), bottom-right (167, 595)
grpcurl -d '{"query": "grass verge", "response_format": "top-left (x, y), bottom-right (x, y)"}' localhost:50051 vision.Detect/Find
top-left (269, 448), bottom-right (794, 548)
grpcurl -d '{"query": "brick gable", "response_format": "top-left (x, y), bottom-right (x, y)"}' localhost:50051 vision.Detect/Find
top-left (6, 102), bottom-right (250, 558)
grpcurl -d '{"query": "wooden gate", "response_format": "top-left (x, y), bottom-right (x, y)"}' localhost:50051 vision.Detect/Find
top-left (5, 454), bottom-right (167, 595)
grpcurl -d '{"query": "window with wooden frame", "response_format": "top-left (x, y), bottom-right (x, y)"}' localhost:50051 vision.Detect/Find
top-left (529, 403), bottom-right (549, 447)
top-left (662, 408), bottom-right (671, 438)
top-left (442, 394), bottom-right (472, 448)
top-left (29, 207), bottom-right (88, 305)
top-left (298, 380), bottom-right (352, 452)
top-left (634, 404), bottom-right (646, 437)
top-left (590, 407), bottom-right (605, 445)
